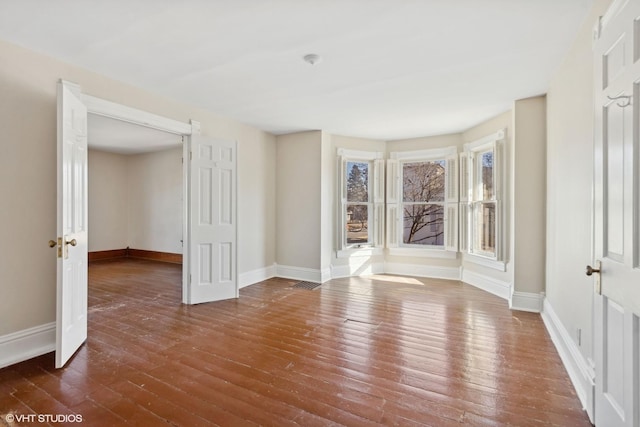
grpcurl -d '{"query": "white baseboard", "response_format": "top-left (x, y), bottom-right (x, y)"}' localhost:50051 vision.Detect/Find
top-left (461, 269), bottom-right (511, 300)
top-left (541, 298), bottom-right (595, 422)
top-left (0, 322), bottom-right (56, 369)
top-left (509, 291), bottom-right (544, 313)
top-left (275, 264), bottom-right (325, 283)
top-left (331, 262), bottom-right (385, 279)
top-left (239, 264), bottom-right (276, 289)
top-left (384, 262), bottom-right (461, 281)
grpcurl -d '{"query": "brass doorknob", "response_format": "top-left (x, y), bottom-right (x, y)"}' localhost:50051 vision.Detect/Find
top-left (48, 240), bottom-right (57, 248)
top-left (65, 239), bottom-right (77, 247)
top-left (586, 265), bottom-right (601, 276)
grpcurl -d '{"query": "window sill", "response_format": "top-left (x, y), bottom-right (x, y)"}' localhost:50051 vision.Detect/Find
top-left (336, 247), bottom-right (383, 258)
top-left (462, 253), bottom-right (506, 271)
top-left (387, 247), bottom-right (458, 259)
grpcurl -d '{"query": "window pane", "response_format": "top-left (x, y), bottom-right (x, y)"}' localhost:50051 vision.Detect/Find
top-left (474, 202), bottom-right (496, 255)
top-left (403, 204), bottom-right (444, 245)
top-left (346, 204), bottom-right (369, 244)
top-left (402, 161), bottom-right (445, 202)
top-left (346, 161), bottom-right (369, 202)
top-left (479, 151), bottom-right (494, 200)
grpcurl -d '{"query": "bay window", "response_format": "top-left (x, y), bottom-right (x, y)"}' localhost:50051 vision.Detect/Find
top-left (461, 129), bottom-right (504, 266)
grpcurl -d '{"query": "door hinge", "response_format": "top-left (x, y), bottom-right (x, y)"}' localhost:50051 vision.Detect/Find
top-left (189, 274), bottom-right (192, 284)
top-left (190, 151), bottom-right (193, 161)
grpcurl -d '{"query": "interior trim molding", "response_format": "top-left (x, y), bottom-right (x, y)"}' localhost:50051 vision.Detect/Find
top-left (461, 269), bottom-right (511, 300)
top-left (384, 262), bottom-right (461, 281)
top-left (331, 262), bottom-right (385, 279)
top-left (275, 264), bottom-right (325, 283)
top-left (0, 322), bottom-right (55, 369)
top-left (128, 249), bottom-right (182, 264)
top-left (89, 248), bottom-right (182, 264)
top-left (83, 94), bottom-right (192, 135)
top-left (509, 291), bottom-right (544, 313)
top-left (88, 249), bottom-right (128, 262)
top-left (540, 298), bottom-right (595, 422)
top-left (239, 264), bottom-right (276, 289)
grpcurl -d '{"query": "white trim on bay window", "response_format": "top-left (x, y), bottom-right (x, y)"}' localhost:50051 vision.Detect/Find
top-left (462, 129), bottom-right (506, 269)
top-left (337, 148), bottom-right (384, 256)
top-left (387, 146), bottom-right (458, 257)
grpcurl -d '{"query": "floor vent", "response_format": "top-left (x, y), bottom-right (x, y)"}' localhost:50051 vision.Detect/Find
top-left (292, 281), bottom-right (322, 290)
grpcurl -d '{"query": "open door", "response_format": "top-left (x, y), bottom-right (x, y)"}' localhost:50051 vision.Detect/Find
top-left (55, 80), bottom-right (88, 368)
top-left (593, 1), bottom-right (640, 425)
top-left (186, 135), bottom-right (238, 304)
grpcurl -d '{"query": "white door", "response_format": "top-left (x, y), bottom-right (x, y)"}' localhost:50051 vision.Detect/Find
top-left (593, 1), bottom-right (640, 425)
top-left (187, 135), bottom-right (238, 304)
top-left (55, 80), bottom-right (89, 368)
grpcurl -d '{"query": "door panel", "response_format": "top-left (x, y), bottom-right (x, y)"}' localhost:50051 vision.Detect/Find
top-left (56, 81), bottom-right (88, 368)
top-left (188, 136), bottom-right (237, 304)
top-left (593, 1), bottom-right (640, 425)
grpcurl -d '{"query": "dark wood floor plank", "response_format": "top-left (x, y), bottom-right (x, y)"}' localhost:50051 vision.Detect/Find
top-left (0, 258), bottom-right (591, 426)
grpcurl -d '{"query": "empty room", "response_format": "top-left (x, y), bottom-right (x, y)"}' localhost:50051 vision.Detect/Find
top-left (0, 0), bottom-right (638, 426)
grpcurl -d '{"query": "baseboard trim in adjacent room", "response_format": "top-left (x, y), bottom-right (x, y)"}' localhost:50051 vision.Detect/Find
top-left (461, 269), bottom-right (511, 300)
top-left (384, 262), bottom-right (461, 281)
top-left (88, 249), bottom-right (127, 262)
top-left (0, 322), bottom-right (55, 369)
top-left (89, 248), bottom-right (182, 264)
top-left (509, 291), bottom-right (544, 313)
top-left (541, 298), bottom-right (595, 422)
top-left (239, 264), bottom-right (276, 289)
top-left (128, 249), bottom-right (182, 264)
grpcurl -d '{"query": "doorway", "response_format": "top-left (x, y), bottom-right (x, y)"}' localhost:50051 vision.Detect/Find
top-left (87, 113), bottom-right (184, 301)
top-left (56, 80), bottom-right (239, 367)
top-left (88, 115), bottom-right (184, 267)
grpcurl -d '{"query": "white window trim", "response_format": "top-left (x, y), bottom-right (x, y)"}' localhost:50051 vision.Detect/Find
top-left (337, 148), bottom-right (384, 254)
top-left (462, 129), bottom-right (505, 270)
top-left (387, 247), bottom-right (458, 259)
top-left (462, 252), bottom-right (506, 271)
top-left (337, 247), bottom-right (384, 258)
top-left (388, 146), bottom-right (458, 254)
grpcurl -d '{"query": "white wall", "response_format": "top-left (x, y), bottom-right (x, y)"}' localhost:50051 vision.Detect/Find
top-left (546, 0), bottom-right (614, 379)
top-left (87, 150), bottom-right (128, 252)
top-left (0, 39), bottom-right (276, 337)
top-left (127, 147), bottom-right (183, 254)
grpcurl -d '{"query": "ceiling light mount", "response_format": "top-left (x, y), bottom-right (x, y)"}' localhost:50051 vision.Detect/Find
top-left (303, 53), bottom-right (322, 65)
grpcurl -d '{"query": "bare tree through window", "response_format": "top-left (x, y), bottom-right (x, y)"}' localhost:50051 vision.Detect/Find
top-left (402, 160), bottom-right (445, 245)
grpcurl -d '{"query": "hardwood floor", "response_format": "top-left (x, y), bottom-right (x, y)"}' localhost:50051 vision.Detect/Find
top-left (0, 259), bottom-right (591, 426)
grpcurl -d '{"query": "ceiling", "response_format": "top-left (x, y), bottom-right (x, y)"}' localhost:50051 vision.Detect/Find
top-left (0, 0), bottom-right (594, 141)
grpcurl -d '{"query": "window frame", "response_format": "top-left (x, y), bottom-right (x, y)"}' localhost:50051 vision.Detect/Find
top-left (387, 146), bottom-right (458, 257)
top-left (461, 129), bottom-right (505, 269)
top-left (337, 149), bottom-right (384, 257)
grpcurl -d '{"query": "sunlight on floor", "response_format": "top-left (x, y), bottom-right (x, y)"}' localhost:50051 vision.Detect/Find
top-left (366, 274), bottom-right (424, 286)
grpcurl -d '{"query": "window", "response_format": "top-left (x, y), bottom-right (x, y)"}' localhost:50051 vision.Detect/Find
top-left (337, 149), bottom-right (384, 254)
top-left (461, 129), bottom-right (504, 265)
top-left (345, 160), bottom-right (371, 245)
top-left (387, 147), bottom-right (458, 255)
top-left (402, 160), bottom-right (445, 246)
